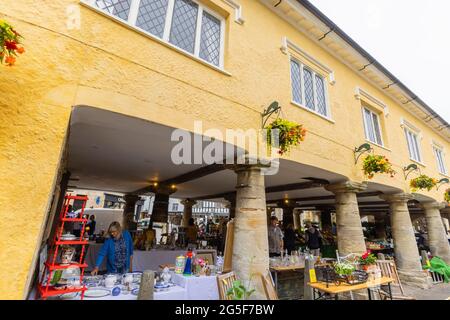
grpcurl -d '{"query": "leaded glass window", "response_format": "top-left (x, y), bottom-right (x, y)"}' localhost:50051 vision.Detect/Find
top-left (290, 59), bottom-right (329, 117)
top-left (405, 128), bottom-right (422, 162)
top-left (90, 0), bottom-right (224, 67)
top-left (434, 146), bottom-right (447, 174)
top-left (363, 107), bottom-right (383, 146)
top-left (136, 0), bottom-right (169, 38)
top-left (95, 0), bottom-right (132, 21)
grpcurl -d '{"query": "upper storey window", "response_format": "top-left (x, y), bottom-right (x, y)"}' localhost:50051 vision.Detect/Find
top-left (362, 107), bottom-right (383, 146)
top-left (290, 59), bottom-right (329, 118)
top-left (89, 0), bottom-right (224, 67)
top-left (405, 127), bottom-right (422, 163)
top-left (433, 144), bottom-right (447, 175)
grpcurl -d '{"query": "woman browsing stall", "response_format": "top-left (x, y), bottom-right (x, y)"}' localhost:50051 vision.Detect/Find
top-left (91, 221), bottom-right (133, 275)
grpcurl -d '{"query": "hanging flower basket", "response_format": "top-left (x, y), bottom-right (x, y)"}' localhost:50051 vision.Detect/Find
top-left (444, 189), bottom-right (450, 203)
top-left (0, 19), bottom-right (24, 66)
top-left (362, 154), bottom-right (396, 179)
top-left (265, 118), bottom-right (306, 156)
top-left (410, 175), bottom-right (438, 192)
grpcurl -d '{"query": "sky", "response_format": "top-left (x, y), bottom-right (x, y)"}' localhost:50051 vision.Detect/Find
top-left (308, 0), bottom-right (450, 122)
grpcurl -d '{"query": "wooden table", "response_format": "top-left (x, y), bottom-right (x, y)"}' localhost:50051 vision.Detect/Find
top-left (270, 264), bottom-right (305, 293)
top-left (308, 277), bottom-right (394, 300)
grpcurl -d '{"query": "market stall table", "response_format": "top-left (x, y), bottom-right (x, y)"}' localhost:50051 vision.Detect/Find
top-left (270, 264), bottom-right (305, 292)
top-left (171, 273), bottom-right (219, 300)
top-left (68, 285), bottom-right (187, 300)
top-left (85, 244), bottom-right (216, 272)
top-left (308, 277), bottom-right (395, 300)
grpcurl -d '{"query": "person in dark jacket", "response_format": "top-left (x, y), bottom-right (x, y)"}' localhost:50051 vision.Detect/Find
top-left (86, 215), bottom-right (96, 236)
top-left (305, 222), bottom-right (322, 256)
top-left (91, 221), bottom-right (133, 275)
top-left (283, 224), bottom-right (297, 255)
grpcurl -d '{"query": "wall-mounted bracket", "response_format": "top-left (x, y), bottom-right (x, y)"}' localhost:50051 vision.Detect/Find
top-left (403, 164), bottom-right (421, 180)
top-left (354, 143), bottom-right (373, 164)
top-left (262, 101), bottom-right (281, 128)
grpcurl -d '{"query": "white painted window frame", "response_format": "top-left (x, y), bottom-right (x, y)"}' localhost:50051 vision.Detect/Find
top-left (361, 106), bottom-right (384, 147)
top-left (289, 56), bottom-right (332, 122)
top-left (81, 0), bottom-right (226, 70)
top-left (432, 142), bottom-right (448, 175)
top-left (401, 119), bottom-right (424, 165)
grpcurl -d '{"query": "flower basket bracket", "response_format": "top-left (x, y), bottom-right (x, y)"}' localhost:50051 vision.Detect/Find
top-left (261, 101), bottom-right (281, 128)
top-left (354, 143), bottom-right (373, 164)
top-left (403, 164), bottom-right (421, 180)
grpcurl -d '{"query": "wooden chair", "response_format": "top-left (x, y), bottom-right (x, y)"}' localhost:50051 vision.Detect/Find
top-left (217, 271), bottom-right (238, 300)
top-left (375, 260), bottom-right (416, 300)
top-left (261, 272), bottom-right (278, 300)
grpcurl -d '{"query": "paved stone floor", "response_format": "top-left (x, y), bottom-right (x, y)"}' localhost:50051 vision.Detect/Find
top-left (403, 283), bottom-right (450, 300)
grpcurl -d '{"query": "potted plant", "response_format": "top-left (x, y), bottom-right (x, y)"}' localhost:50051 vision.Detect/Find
top-left (445, 189), bottom-right (450, 203)
top-left (410, 175), bottom-right (438, 192)
top-left (362, 154), bottom-right (396, 179)
top-left (0, 19), bottom-right (24, 66)
top-left (358, 250), bottom-right (377, 271)
top-left (265, 118), bottom-right (306, 156)
top-left (333, 261), bottom-right (355, 281)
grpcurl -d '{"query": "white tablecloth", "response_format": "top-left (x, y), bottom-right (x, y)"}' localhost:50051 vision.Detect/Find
top-left (171, 273), bottom-right (219, 300)
top-left (85, 245), bottom-right (216, 272)
top-left (71, 285), bottom-right (187, 300)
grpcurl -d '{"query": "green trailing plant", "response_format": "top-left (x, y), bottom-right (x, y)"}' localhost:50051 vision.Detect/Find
top-left (410, 175), bottom-right (438, 192)
top-left (265, 118), bottom-right (306, 156)
top-left (362, 154), bottom-right (396, 179)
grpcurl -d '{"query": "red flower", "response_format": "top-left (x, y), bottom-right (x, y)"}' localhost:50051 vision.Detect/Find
top-left (4, 40), bottom-right (18, 51)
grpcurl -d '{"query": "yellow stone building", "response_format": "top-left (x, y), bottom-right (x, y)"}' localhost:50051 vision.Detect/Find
top-left (1, 0), bottom-right (449, 299)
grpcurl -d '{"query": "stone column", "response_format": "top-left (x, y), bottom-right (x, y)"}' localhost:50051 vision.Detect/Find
top-left (123, 194), bottom-right (140, 231)
top-left (381, 193), bottom-right (430, 288)
top-left (150, 186), bottom-right (177, 224)
top-left (325, 181), bottom-right (367, 256)
top-left (232, 165), bottom-right (269, 300)
top-left (440, 207), bottom-right (450, 234)
top-left (423, 202), bottom-right (450, 264)
top-left (181, 199), bottom-right (197, 228)
top-left (374, 213), bottom-right (387, 240)
top-left (293, 210), bottom-right (301, 230)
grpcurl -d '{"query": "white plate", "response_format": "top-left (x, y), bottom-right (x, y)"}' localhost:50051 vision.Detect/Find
top-left (84, 288), bottom-right (110, 298)
top-left (59, 292), bottom-right (79, 300)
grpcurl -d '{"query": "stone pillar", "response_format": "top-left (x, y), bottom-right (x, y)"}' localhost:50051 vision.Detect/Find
top-left (232, 165), bottom-right (269, 300)
top-left (374, 213), bottom-right (387, 240)
top-left (181, 199), bottom-right (197, 228)
top-left (123, 194), bottom-right (140, 231)
top-left (423, 202), bottom-right (450, 264)
top-left (325, 182), bottom-right (367, 256)
top-left (381, 194), bottom-right (431, 288)
top-left (293, 210), bottom-right (301, 230)
top-left (150, 186), bottom-right (176, 224)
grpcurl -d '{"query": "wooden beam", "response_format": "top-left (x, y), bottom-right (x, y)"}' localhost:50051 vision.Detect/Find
top-left (267, 191), bottom-right (383, 204)
top-left (193, 178), bottom-right (329, 201)
top-left (133, 163), bottom-right (226, 195)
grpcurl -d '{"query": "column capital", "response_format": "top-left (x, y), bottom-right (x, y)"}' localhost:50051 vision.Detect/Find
top-left (325, 181), bottom-right (367, 194)
top-left (380, 193), bottom-right (414, 204)
top-left (181, 199), bottom-right (197, 207)
top-left (421, 201), bottom-right (446, 211)
top-left (229, 163), bottom-right (270, 174)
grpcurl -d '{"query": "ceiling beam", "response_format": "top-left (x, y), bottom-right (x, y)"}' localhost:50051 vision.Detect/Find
top-left (133, 163), bottom-right (227, 195)
top-left (267, 191), bottom-right (383, 204)
top-left (193, 178), bottom-right (330, 201)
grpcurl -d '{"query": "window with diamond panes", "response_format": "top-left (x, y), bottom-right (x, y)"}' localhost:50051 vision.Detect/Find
top-left (290, 59), bottom-right (329, 117)
top-left (95, 0), bottom-right (132, 21)
top-left (290, 60), bottom-right (302, 104)
top-left (89, 0), bottom-right (224, 67)
top-left (199, 11), bottom-right (221, 66)
top-left (434, 146), bottom-right (447, 174)
top-left (169, 0), bottom-right (199, 54)
top-left (363, 107), bottom-right (383, 146)
top-left (405, 128), bottom-right (422, 162)
top-left (136, 0), bottom-right (169, 38)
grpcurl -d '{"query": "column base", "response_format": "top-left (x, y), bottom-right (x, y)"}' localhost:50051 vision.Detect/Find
top-left (397, 269), bottom-right (432, 289)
